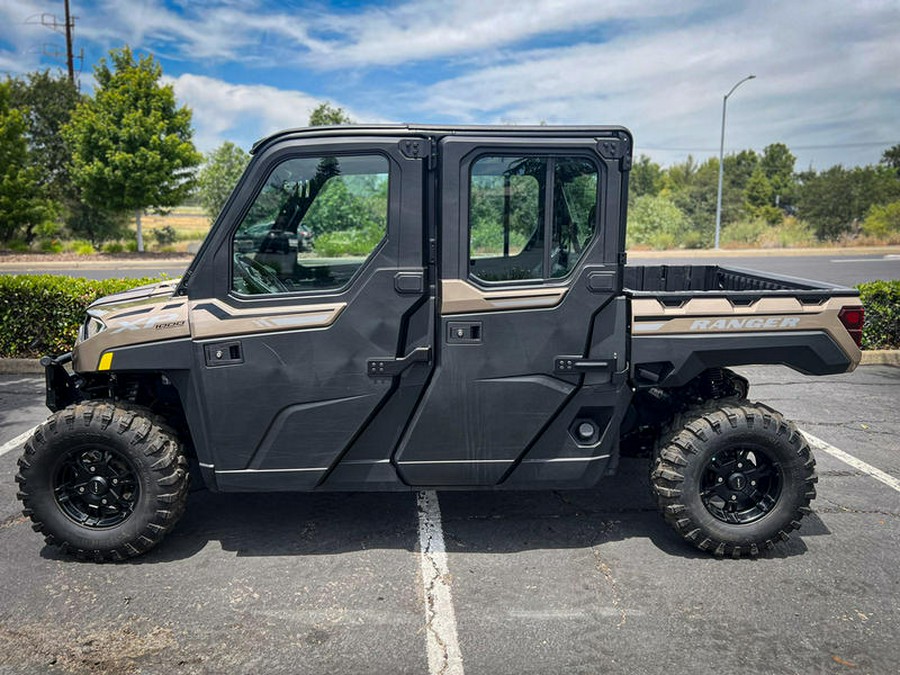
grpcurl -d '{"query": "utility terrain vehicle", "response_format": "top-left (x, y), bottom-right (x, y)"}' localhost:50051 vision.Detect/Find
top-left (17, 125), bottom-right (864, 561)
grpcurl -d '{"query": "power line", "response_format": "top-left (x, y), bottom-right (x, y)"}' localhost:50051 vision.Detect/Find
top-left (24, 2), bottom-right (81, 86)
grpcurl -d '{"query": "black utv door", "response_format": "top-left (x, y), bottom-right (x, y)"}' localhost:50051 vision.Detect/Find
top-left (394, 132), bottom-right (632, 487)
top-left (186, 135), bottom-right (434, 491)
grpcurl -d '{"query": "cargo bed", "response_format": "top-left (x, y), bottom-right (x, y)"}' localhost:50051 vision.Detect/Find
top-left (624, 264), bottom-right (856, 299)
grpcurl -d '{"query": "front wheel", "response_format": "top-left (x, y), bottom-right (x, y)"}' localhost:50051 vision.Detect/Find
top-left (651, 401), bottom-right (817, 558)
top-left (16, 402), bottom-right (189, 562)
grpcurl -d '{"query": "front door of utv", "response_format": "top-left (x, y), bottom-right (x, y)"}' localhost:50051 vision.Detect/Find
top-left (187, 136), bottom-right (433, 491)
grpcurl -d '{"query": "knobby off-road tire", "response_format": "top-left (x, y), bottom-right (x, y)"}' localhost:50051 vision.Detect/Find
top-left (16, 401), bottom-right (189, 562)
top-left (650, 401), bottom-right (817, 558)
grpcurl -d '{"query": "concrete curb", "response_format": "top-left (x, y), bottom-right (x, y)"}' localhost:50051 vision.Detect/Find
top-left (1, 351), bottom-right (897, 374)
top-left (0, 358), bottom-right (44, 374)
top-left (860, 350), bottom-right (900, 366)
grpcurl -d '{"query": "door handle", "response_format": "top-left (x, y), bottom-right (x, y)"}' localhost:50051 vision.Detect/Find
top-left (368, 346), bottom-right (431, 377)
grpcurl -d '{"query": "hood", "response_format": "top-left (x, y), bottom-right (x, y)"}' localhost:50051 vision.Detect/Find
top-left (88, 278), bottom-right (182, 316)
top-left (73, 278), bottom-right (190, 373)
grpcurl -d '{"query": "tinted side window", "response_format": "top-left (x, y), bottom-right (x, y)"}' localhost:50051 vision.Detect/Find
top-left (470, 156), bottom-right (546, 282)
top-left (551, 158), bottom-right (599, 278)
top-left (468, 155), bottom-right (598, 284)
top-left (232, 154), bottom-right (389, 295)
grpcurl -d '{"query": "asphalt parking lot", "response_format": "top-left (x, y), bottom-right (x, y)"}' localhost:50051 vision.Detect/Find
top-left (1, 365), bottom-right (898, 674)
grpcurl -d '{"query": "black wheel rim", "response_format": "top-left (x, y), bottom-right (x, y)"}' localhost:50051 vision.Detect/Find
top-left (700, 445), bottom-right (782, 524)
top-left (53, 446), bottom-right (140, 528)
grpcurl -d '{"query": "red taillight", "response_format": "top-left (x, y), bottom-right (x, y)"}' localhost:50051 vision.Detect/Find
top-left (838, 305), bottom-right (865, 348)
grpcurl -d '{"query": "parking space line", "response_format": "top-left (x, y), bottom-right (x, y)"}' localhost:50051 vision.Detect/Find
top-left (417, 490), bottom-right (464, 675)
top-left (0, 426), bottom-right (37, 458)
top-left (803, 431), bottom-right (900, 494)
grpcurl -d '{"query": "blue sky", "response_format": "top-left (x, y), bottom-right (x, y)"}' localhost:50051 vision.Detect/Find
top-left (1, 0), bottom-right (898, 169)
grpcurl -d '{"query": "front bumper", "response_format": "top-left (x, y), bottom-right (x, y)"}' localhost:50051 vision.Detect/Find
top-left (41, 353), bottom-right (78, 412)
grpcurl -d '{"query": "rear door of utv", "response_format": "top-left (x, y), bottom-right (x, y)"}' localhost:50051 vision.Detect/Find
top-left (394, 131), bottom-right (632, 487)
top-left (184, 134), bottom-right (435, 491)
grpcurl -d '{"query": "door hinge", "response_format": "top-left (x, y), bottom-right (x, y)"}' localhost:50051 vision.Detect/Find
top-left (399, 138), bottom-right (431, 161)
top-left (597, 134), bottom-right (633, 171)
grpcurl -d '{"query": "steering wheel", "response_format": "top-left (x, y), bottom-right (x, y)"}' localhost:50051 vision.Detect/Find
top-left (234, 253), bottom-right (289, 294)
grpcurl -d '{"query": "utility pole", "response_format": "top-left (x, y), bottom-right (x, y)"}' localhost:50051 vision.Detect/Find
top-left (25, 3), bottom-right (78, 86)
top-left (64, 0), bottom-right (74, 84)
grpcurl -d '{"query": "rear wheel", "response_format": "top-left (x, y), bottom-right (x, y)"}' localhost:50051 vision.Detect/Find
top-left (650, 401), bottom-right (816, 558)
top-left (16, 401), bottom-right (189, 561)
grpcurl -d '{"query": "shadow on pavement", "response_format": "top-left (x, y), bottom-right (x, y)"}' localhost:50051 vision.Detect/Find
top-left (40, 459), bottom-right (830, 564)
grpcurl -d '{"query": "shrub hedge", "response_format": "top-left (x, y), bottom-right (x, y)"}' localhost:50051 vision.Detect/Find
top-left (857, 280), bottom-right (900, 350)
top-left (0, 274), bottom-right (897, 359)
top-left (0, 275), bottom-right (160, 358)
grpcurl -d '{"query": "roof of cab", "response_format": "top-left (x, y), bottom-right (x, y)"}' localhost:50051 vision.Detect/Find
top-left (250, 124), bottom-right (632, 154)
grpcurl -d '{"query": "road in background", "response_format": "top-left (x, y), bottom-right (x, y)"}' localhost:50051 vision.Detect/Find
top-left (1, 252), bottom-right (898, 286)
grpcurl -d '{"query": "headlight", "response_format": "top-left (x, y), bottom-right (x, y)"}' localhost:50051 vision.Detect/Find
top-left (78, 314), bottom-right (107, 343)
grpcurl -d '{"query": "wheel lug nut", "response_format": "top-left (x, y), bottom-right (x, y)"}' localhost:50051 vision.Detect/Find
top-left (718, 477), bottom-right (723, 483)
top-left (751, 480), bottom-right (756, 486)
top-left (101, 499), bottom-right (107, 505)
top-left (79, 487), bottom-right (85, 493)
top-left (737, 463), bottom-right (743, 469)
top-left (112, 479), bottom-right (118, 485)
top-left (731, 495), bottom-right (737, 501)
top-left (89, 466), bottom-right (96, 473)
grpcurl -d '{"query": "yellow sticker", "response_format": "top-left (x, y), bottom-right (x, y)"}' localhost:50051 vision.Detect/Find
top-left (98, 352), bottom-right (113, 371)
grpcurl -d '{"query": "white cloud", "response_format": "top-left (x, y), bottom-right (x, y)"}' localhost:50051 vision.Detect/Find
top-left (69, 0), bottom-right (699, 70)
top-left (0, 0), bottom-right (66, 76)
top-left (165, 73), bottom-right (383, 152)
top-left (76, 0), bottom-right (325, 64)
top-left (1, 0), bottom-right (896, 169)
top-left (416, 1), bottom-right (900, 168)
top-left (304, 0), bottom-right (702, 69)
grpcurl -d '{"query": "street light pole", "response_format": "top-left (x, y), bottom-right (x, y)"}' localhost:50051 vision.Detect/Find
top-left (714, 74), bottom-right (755, 249)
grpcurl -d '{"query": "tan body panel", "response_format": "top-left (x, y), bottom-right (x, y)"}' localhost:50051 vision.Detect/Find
top-left (189, 298), bottom-right (346, 340)
top-left (74, 299), bottom-right (190, 372)
top-left (631, 295), bottom-right (862, 368)
top-left (441, 279), bottom-right (567, 315)
top-left (74, 290), bottom-right (346, 371)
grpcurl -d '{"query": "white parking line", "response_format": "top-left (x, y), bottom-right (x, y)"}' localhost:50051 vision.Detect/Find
top-left (803, 431), bottom-right (900, 494)
top-left (0, 426), bottom-right (38, 458)
top-left (0, 378), bottom-right (42, 387)
top-left (417, 490), bottom-right (464, 675)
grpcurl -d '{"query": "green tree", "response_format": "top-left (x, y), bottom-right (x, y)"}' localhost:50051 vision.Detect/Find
top-left (723, 149), bottom-right (759, 193)
top-left (662, 155), bottom-right (698, 193)
top-left (669, 157), bottom-right (722, 244)
top-left (796, 165), bottom-right (900, 240)
top-left (65, 202), bottom-right (129, 248)
top-left (63, 46), bottom-right (202, 250)
top-left (308, 102), bottom-right (353, 126)
top-left (630, 155), bottom-right (663, 199)
top-left (8, 71), bottom-right (81, 208)
top-left (197, 141), bottom-right (249, 221)
top-left (743, 165), bottom-right (781, 224)
top-left (627, 194), bottom-right (692, 249)
top-left (760, 142), bottom-right (797, 206)
top-left (862, 201), bottom-right (900, 238)
top-left (0, 82), bottom-right (55, 243)
top-left (882, 144), bottom-right (900, 175)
